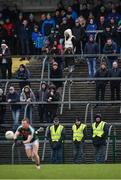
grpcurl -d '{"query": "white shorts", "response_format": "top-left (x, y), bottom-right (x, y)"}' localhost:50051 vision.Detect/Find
top-left (24, 139), bottom-right (39, 150)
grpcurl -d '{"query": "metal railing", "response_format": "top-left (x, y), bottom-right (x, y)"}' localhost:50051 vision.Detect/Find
top-left (105, 125), bottom-right (113, 161)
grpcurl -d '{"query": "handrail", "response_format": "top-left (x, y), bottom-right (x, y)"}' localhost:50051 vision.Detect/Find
top-left (11, 142), bottom-right (15, 164)
top-left (68, 81), bottom-right (72, 110)
top-left (40, 55), bottom-right (47, 84)
top-left (60, 77), bottom-right (68, 114)
top-left (84, 103), bottom-right (90, 124)
top-left (24, 103), bottom-right (29, 119)
top-left (105, 125), bottom-right (113, 161)
top-left (42, 126), bottom-right (49, 161)
top-left (0, 77), bottom-right (121, 83)
top-left (4, 81), bottom-right (9, 95)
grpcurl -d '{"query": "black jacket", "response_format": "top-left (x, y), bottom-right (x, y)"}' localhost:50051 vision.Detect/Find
top-left (0, 47), bottom-right (12, 65)
top-left (95, 68), bottom-right (109, 85)
top-left (109, 68), bottom-right (121, 85)
top-left (50, 68), bottom-right (63, 88)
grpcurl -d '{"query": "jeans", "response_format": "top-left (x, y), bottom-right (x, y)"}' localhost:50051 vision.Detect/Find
top-left (12, 109), bottom-right (20, 131)
top-left (87, 58), bottom-right (96, 78)
top-left (51, 142), bottom-right (63, 164)
top-left (73, 142), bottom-right (85, 163)
top-left (95, 145), bottom-right (106, 163)
top-left (24, 105), bottom-right (32, 124)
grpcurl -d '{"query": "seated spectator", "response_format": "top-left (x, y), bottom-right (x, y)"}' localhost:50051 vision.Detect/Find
top-left (0, 88), bottom-right (6, 127)
top-left (67, 6), bottom-right (78, 22)
top-left (84, 35), bottom-right (99, 78)
top-left (16, 64), bottom-right (30, 90)
top-left (46, 84), bottom-right (60, 123)
top-left (20, 85), bottom-right (36, 123)
top-left (109, 61), bottom-right (121, 101)
top-left (7, 86), bottom-right (21, 131)
top-left (95, 62), bottom-right (109, 101)
top-left (36, 82), bottom-right (48, 123)
top-left (42, 13), bottom-right (55, 37)
top-left (103, 38), bottom-right (117, 70)
top-left (50, 62), bottom-right (63, 94)
top-left (64, 29), bottom-right (76, 71)
top-left (0, 41), bottom-right (12, 79)
top-left (32, 26), bottom-right (44, 55)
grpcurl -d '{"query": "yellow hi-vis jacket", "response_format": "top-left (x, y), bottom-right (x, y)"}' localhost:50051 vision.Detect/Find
top-left (92, 121), bottom-right (106, 138)
top-left (50, 124), bottom-right (64, 142)
top-left (72, 123), bottom-right (86, 142)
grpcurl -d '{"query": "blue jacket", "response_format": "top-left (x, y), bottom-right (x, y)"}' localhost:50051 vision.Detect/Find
top-left (42, 19), bottom-right (55, 36)
top-left (71, 10), bottom-right (78, 22)
top-left (32, 32), bottom-right (44, 48)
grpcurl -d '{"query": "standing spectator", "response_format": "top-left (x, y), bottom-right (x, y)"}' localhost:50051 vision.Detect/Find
top-left (72, 117), bottom-right (86, 163)
top-left (16, 64), bottom-right (30, 90)
top-left (3, 18), bottom-right (15, 53)
top-left (0, 42), bottom-right (12, 79)
top-left (20, 20), bottom-right (30, 56)
top-left (103, 38), bottom-right (117, 70)
top-left (0, 88), bottom-right (6, 127)
top-left (39, 14), bottom-right (46, 31)
top-left (36, 82), bottom-right (48, 123)
top-left (86, 18), bottom-right (97, 38)
top-left (54, 10), bottom-right (62, 25)
top-left (92, 114), bottom-right (108, 163)
top-left (67, 6), bottom-right (78, 22)
top-left (47, 117), bottom-right (65, 163)
top-left (64, 29), bottom-right (76, 71)
top-left (59, 17), bottom-right (69, 43)
top-left (7, 86), bottom-right (21, 131)
top-left (109, 61), bottom-right (121, 101)
top-left (20, 85), bottom-right (36, 123)
top-left (32, 26), bottom-right (44, 55)
top-left (42, 13), bottom-right (55, 37)
top-left (50, 62), bottom-right (63, 93)
top-left (72, 19), bottom-right (86, 54)
top-left (84, 35), bottom-right (99, 78)
top-left (72, 0), bottom-right (80, 16)
top-left (95, 62), bottom-right (109, 101)
top-left (46, 85), bottom-right (60, 123)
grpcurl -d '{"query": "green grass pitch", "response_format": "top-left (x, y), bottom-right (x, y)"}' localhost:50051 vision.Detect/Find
top-left (0, 164), bottom-right (121, 179)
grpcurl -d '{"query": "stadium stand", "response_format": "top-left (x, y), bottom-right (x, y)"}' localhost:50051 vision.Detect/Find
top-left (0, 0), bottom-right (121, 164)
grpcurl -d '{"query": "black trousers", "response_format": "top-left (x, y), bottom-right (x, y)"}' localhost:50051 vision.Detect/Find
top-left (1, 63), bottom-right (12, 79)
top-left (73, 142), bottom-right (85, 163)
top-left (110, 83), bottom-right (120, 100)
top-left (96, 84), bottom-right (106, 101)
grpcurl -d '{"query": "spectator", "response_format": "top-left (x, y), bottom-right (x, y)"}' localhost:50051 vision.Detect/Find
top-left (72, 18), bottom-right (86, 54)
top-left (66, 13), bottom-right (74, 29)
top-left (109, 61), bottom-right (121, 101)
top-left (39, 14), bottom-right (46, 31)
top-left (84, 35), bottom-right (99, 78)
top-left (3, 18), bottom-right (15, 54)
top-left (46, 85), bottom-right (60, 123)
top-left (0, 24), bottom-right (7, 45)
top-left (92, 114), bottom-right (108, 163)
top-left (16, 64), bottom-right (30, 90)
top-left (54, 10), bottom-right (62, 25)
top-left (20, 85), bottom-right (36, 123)
top-left (72, 0), bottom-right (80, 16)
top-left (36, 82), bottom-right (48, 123)
top-left (67, 6), bottom-right (78, 22)
top-left (7, 86), bottom-right (21, 131)
top-left (72, 117), bottom-right (86, 163)
top-left (59, 17), bottom-right (69, 42)
top-left (97, 16), bottom-right (106, 30)
top-left (47, 117), bottom-right (65, 163)
top-left (95, 62), bottom-right (109, 101)
top-left (50, 62), bottom-right (63, 93)
top-left (20, 19), bottom-right (30, 56)
top-left (32, 26), bottom-right (44, 55)
top-left (103, 38), bottom-right (117, 69)
top-left (64, 29), bottom-right (76, 71)
top-left (0, 41), bottom-right (12, 79)
top-left (80, 3), bottom-right (89, 20)
top-left (0, 88), bottom-right (6, 127)
top-left (42, 13), bottom-right (55, 36)
top-left (93, 0), bottom-right (103, 18)
top-left (86, 18), bottom-right (97, 37)
top-left (107, 6), bottom-right (121, 23)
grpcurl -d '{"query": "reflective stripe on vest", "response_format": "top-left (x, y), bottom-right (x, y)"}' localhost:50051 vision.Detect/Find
top-left (50, 125), bottom-right (64, 142)
top-left (92, 121), bottom-right (106, 138)
top-left (72, 124), bottom-right (86, 141)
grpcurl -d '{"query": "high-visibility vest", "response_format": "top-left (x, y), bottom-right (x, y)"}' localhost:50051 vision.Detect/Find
top-left (92, 121), bottom-right (106, 138)
top-left (72, 123), bottom-right (86, 142)
top-left (50, 125), bottom-right (64, 142)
